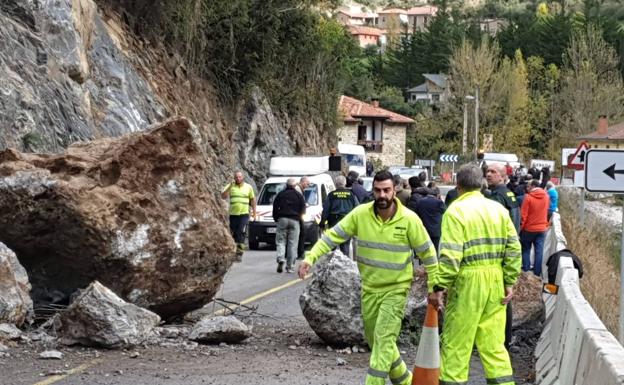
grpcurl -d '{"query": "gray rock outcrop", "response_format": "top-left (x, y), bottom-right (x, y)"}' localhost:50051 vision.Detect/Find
top-left (299, 251), bottom-right (366, 347)
top-left (0, 242), bottom-right (33, 326)
top-left (0, 118), bottom-right (234, 318)
top-left (188, 316), bottom-right (252, 344)
top-left (0, 0), bottom-right (165, 153)
top-left (54, 281), bottom-right (160, 348)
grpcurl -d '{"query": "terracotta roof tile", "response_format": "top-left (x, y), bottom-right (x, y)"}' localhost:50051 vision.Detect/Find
top-left (339, 95), bottom-right (415, 124)
top-left (578, 122), bottom-right (624, 140)
top-left (348, 26), bottom-right (384, 36)
top-left (406, 6), bottom-right (438, 15)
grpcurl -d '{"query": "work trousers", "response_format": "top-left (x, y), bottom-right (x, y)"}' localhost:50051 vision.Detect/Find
top-left (362, 289), bottom-right (412, 385)
top-left (520, 230), bottom-right (546, 277)
top-left (440, 266), bottom-right (515, 385)
top-left (275, 217), bottom-right (300, 269)
top-left (297, 219), bottom-right (305, 259)
top-left (229, 214), bottom-right (249, 246)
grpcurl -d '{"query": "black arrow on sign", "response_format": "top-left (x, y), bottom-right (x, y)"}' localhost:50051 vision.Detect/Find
top-left (603, 164), bottom-right (624, 180)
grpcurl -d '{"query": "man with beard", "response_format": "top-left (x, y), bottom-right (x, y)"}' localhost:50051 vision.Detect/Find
top-left (299, 171), bottom-right (439, 385)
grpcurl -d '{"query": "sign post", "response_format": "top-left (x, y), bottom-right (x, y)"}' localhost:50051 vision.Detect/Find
top-left (439, 154), bottom-right (459, 183)
top-left (570, 142), bottom-right (589, 223)
top-left (585, 149), bottom-right (624, 343)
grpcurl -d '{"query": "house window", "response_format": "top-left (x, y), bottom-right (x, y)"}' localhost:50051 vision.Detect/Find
top-left (431, 94), bottom-right (440, 102)
top-left (607, 145), bottom-right (610, 149)
top-left (358, 124), bottom-right (367, 141)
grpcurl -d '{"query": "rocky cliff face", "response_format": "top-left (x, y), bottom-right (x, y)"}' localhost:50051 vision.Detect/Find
top-left (0, 0), bottom-right (331, 188)
top-left (0, 0), bottom-right (332, 315)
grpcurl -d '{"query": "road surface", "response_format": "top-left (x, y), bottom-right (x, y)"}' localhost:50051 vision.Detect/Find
top-left (2, 240), bottom-right (534, 385)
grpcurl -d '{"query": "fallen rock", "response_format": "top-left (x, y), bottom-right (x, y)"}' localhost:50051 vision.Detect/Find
top-left (39, 350), bottom-right (63, 360)
top-left (299, 251), bottom-right (366, 347)
top-left (0, 323), bottom-right (22, 340)
top-left (54, 281), bottom-right (160, 348)
top-left (188, 316), bottom-right (251, 344)
top-left (0, 118), bottom-right (234, 318)
top-left (400, 266), bottom-right (430, 345)
top-left (0, 342), bottom-right (8, 352)
top-left (0, 242), bottom-right (33, 326)
top-left (512, 272), bottom-right (545, 327)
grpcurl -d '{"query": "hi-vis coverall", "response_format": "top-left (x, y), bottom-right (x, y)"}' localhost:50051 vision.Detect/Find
top-left (304, 199), bottom-right (438, 385)
top-left (436, 191), bottom-right (521, 385)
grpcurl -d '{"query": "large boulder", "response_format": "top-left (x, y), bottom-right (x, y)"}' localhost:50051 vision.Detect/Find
top-left (400, 266), bottom-right (429, 345)
top-left (54, 281), bottom-right (160, 348)
top-left (188, 316), bottom-right (252, 344)
top-left (0, 242), bottom-right (33, 326)
top-left (0, 118), bottom-right (235, 317)
top-left (299, 251), bottom-right (366, 347)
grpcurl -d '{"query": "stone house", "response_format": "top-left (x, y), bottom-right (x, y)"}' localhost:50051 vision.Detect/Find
top-left (348, 26), bottom-right (385, 48)
top-left (338, 95), bottom-right (414, 167)
top-left (406, 6), bottom-right (437, 32)
top-left (578, 116), bottom-right (624, 150)
top-left (406, 74), bottom-right (448, 104)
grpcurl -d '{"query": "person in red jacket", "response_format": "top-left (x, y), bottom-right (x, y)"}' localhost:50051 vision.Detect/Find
top-left (520, 179), bottom-right (550, 276)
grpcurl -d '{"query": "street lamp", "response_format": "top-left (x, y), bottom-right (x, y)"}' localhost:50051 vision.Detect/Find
top-left (463, 95), bottom-right (475, 156)
top-left (462, 89), bottom-right (480, 161)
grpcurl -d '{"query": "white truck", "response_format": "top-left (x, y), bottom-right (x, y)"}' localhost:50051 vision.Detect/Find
top-left (248, 156), bottom-right (335, 250)
top-left (338, 143), bottom-right (367, 177)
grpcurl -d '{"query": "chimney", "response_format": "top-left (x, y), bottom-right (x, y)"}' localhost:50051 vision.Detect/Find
top-left (371, 98), bottom-right (379, 108)
top-left (598, 115), bottom-right (609, 135)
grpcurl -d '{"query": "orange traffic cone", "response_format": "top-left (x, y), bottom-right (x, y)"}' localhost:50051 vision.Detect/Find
top-left (411, 303), bottom-right (440, 385)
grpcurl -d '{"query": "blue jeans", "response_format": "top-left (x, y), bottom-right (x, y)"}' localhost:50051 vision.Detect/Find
top-left (276, 217), bottom-right (300, 269)
top-left (520, 230), bottom-right (546, 277)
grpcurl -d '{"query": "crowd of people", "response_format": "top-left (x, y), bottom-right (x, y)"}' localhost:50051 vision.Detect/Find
top-left (222, 162), bottom-right (560, 385)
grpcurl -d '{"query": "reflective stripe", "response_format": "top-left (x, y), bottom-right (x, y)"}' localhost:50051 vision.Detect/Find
top-left (413, 240), bottom-right (433, 254)
top-left (462, 252), bottom-right (503, 264)
top-left (439, 255), bottom-right (459, 269)
top-left (367, 367), bottom-right (388, 378)
top-left (486, 375), bottom-right (515, 384)
top-left (507, 252), bottom-right (521, 258)
top-left (357, 255), bottom-right (410, 271)
top-left (321, 234), bottom-right (338, 249)
top-left (440, 242), bottom-right (462, 252)
top-left (421, 256), bottom-right (437, 266)
top-left (391, 369), bottom-right (411, 384)
top-left (464, 238), bottom-right (506, 249)
top-left (333, 224), bottom-right (348, 240)
top-left (390, 357), bottom-right (403, 370)
top-left (507, 235), bottom-right (519, 243)
top-left (440, 381), bottom-right (468, 385)
top-left (358, 240), bottom-right (412, 252)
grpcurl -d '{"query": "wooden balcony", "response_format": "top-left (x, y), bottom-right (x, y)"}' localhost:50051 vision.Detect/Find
top-left (357, 140), bottom-right (383, 153)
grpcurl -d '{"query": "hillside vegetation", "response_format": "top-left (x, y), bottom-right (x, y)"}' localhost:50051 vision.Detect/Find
top-left (102, 0), bottom-right (356, 135)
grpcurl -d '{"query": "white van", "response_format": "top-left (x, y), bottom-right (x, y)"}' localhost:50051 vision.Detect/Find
top-left (478, 153), bottom-right (521, 169)
top-left (338, 143), bottom-right (367, 177)
top-left (248, 157), bottom-right (335, 250)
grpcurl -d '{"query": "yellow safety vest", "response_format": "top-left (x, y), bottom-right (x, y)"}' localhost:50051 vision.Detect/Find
top-left (223, 182), bottom-right (255, 215)
top-left (436, 190), bottom-right (521, 290)
top-left (305, 199), bottom-right (438, 293)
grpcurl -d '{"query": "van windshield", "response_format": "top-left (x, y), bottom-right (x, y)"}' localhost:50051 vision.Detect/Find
top-left (344, 154), bottom-right (364, 167)
top-left (258, 183), bottom-right (318, 206)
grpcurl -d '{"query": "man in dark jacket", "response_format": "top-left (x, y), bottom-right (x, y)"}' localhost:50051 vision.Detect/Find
top-left (273, 178), bottom-right (306, 273)
top-left (486, 164), bottom-right (521, 233)
top-left (407, 185), bottom-right (445, 250)
top-left (347, 170), bottom-right (369, 203)
top-left (320, 175), bottom-right (359, 255)
top-left (485, 163), bottom-right (520, 351)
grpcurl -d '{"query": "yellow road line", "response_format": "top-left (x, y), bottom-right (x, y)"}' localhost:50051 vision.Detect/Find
top-left (213, 274), bottom-right (311, 316)
top-left (33, 358), bottom-right (101, 385)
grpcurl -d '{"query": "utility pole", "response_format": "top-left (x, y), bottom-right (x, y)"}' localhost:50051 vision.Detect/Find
top-left (474, 87), bottom-right (480, 162)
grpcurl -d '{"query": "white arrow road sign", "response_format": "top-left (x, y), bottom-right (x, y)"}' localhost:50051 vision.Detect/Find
top-left (585, 150), bottom-right (624, 193)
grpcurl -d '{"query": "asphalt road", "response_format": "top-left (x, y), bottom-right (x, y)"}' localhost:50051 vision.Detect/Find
top-left (2, 189), bottom-right (536, 385)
